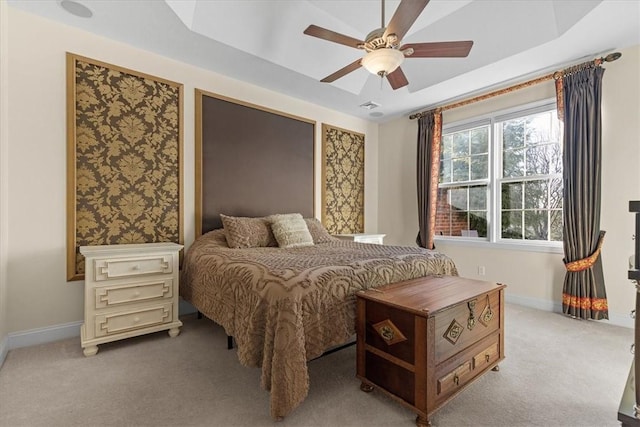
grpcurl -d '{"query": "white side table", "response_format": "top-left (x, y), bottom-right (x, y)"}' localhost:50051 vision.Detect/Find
top-left (80, 242), bottom-right (183, 356)
top-left (334, 233), bottom-right (385, 245)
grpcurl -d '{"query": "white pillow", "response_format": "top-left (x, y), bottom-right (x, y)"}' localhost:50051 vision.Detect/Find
top-left (271, 216), bottom-right (314, 248)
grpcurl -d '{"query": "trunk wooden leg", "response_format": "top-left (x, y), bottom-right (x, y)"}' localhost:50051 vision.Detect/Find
top-left (492, 365), bottom-right (500, 372)
top-left (360, 382), bottom-right (374, 393)
top-left (416, 415), bottom-right (431, 427)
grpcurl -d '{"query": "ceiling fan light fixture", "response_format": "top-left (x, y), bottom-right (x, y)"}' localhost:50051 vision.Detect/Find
top-left (361, 49), bottom-right (404, 77)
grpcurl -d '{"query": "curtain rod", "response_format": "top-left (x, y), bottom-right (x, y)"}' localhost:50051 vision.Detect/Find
top-left (409, 52), bottom-right (622, 120)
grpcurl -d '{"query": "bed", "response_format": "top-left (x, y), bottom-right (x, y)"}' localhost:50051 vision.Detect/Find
top-left (188, 93), bottom-right (457, 418)
top-left (180, 216), bottom-right (458, 419)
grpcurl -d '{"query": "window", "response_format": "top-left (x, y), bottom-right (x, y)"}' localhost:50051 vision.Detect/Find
top-left (436, 101), bottom-right (563, 246)
top-left (438, 125), bottom-right (490, 238)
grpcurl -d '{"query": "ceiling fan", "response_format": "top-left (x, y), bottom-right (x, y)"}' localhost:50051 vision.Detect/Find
top-left (303, 0), bottom-right (473, 90)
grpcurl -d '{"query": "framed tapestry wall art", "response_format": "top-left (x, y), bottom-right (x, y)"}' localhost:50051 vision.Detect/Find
top-left (66, 53), bottom-right (184, 281)
top-left (321, 123), bottom-right (365, 234)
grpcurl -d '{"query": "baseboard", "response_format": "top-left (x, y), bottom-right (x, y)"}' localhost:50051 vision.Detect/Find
top-left (505, 293), bottom-right (561, 313)
top-left (0, 334), bottom-right (8, 369)
top-left (609, 311), bottom-right (635, 329)
top-left (7, 320), bottom-right (83, 350)
top-left (3, 299), bottom-right (197, 354)
top-left (505, 293), bottom-right (633, 329)
top-left (0, 295), bottom-right (629, 358)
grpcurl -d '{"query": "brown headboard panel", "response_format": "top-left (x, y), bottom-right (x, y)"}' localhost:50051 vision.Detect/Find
top-left (195, 90), bottom-right (316, 235)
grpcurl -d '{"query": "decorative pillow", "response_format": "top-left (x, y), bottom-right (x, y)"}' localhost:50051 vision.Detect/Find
top-left (304, 218), bottom-right (336, 244)
top-left (265, 212), bottom-right (303, 224)
top-left (271, 216), bottom-right (314, 248)
top-left (220, 214), bottom-right (277, 248)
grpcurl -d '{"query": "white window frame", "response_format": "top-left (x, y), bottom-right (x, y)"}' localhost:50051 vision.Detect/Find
top-left (435, 99), bottom-right (563, 254)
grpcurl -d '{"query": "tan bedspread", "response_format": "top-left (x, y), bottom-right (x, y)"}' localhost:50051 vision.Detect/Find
top-left (180, 230), bottom-right (458, 419)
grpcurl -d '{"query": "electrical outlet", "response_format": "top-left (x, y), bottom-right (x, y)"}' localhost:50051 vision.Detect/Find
top-left (477, 266), bottom-right (486, 276)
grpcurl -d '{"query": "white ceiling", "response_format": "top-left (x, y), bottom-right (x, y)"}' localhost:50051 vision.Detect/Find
top-left (8, 0), bottom-right (640, 123)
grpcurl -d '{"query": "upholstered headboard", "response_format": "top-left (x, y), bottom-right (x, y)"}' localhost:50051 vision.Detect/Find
top-left (195, 90), bottom-right (315, 235)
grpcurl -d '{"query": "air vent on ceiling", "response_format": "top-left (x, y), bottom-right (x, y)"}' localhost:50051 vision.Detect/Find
top-left (359, 101), bottom-right (381, 110)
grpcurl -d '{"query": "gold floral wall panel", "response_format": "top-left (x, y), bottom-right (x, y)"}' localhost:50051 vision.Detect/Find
top-left (66, 53), bottom-right (183, 281)
top-left (321, 123), bottom-right (365, 234)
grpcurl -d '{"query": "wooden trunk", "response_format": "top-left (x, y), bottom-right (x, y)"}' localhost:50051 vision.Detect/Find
top-left (356, 275), bottom-right (506, 426)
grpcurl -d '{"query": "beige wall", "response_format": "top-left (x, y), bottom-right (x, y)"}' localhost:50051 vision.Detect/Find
top-left (379, 44), bottom-right (640, 326)
top-left (4, 7), bottom-right (379, 333)
top-left (4, 5), bottom-right (638, 337)
top-left (1, 0), bottom-right (9, 348)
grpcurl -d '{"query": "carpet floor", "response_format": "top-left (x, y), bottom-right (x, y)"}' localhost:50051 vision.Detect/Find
top-left (0, 303), bottom-right (633, 427)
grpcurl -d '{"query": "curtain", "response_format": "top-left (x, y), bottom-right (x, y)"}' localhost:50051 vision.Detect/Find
top-left (416, 111), bottom-right (442, 249)
top-left (561, 65), bottom-right (609, 320)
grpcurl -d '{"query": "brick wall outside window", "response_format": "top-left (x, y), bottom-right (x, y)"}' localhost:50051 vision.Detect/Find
top-left (435, 189), bottom-right (469, 236)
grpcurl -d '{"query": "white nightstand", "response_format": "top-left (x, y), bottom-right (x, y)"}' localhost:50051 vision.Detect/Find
top-left (79, 242), bottom-right (183, 356)
top-left (334, 233), bottom-right (386, 245)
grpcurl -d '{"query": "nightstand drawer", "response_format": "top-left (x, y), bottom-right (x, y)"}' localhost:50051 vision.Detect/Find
top-left (93, 254), bottom-right (173, 281)
top-left (94, 278), bottom-right (173, 309)
top-left (94, 303), bottom-right (173, 337)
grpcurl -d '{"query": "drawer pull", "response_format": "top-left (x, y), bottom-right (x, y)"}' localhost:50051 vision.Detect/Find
top-left (133, 317), bottom-right (140, 323)
top-left (485, 353), bottom-right (490, 363)
top-left (453, 374), bottom-right (459, 386)
top-left (132, 264), bottom-right (140, 271)
top-left (132, 291), bottom-right (141, 298)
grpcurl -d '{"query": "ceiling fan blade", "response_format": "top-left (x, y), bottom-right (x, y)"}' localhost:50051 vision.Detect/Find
top-left (386, 67), bottom-right (409, 90)
top-left (384, 0), bottom-right (430, 41)
top-left (304, 25), bottom-right (364, 49)
top-left (320, 59), bottom-right (363, 83)
top-left (402, 41), bottom-right (474, 58)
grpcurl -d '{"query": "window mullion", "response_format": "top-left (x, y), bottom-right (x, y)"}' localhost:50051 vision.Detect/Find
top-left (491, 118), bottom-right (500, 243)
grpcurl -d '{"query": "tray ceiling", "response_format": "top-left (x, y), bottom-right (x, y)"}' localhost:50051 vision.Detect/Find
top-left (7, 0), bottom-right (640, 122)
